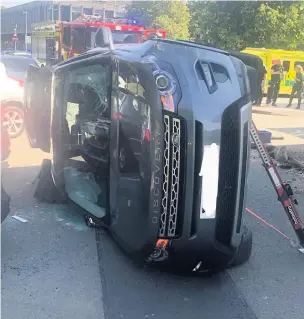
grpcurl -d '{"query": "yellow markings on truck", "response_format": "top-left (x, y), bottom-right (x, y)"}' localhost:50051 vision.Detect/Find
top-left (242, 47), bottom-right (304, 95)
top-left (31, 31), bottom-right (60, 38)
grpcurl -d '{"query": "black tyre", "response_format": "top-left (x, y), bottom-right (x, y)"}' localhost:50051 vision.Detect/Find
top-left (230, 226), bottom-right (253, 267)
top-left (34, 159), bottom-right (67, 204)
top-left (2, 106), bottom-right (24, 138)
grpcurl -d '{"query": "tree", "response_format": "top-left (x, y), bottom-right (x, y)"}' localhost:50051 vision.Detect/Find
top-left (153, 1), bottom-right (190, 40)
top-left (127, 1), bottom-right (169, 27)
top-left (189, 1), bottom-right (304, 51)
top-left (189, 1), bottom-right (262, 50)
top-left (253, 1), bottom-right (304, 50)
top-left (127, 0), bottom-right (190, 40)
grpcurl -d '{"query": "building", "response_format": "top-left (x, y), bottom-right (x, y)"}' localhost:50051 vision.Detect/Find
top-left (1, 1), bottom-right (131, 50)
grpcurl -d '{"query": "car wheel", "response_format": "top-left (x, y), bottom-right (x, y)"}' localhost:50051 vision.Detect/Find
top-left (2, 106), bottom-right (24, 138)
top-left (34, 159), bottom-right (67, 204)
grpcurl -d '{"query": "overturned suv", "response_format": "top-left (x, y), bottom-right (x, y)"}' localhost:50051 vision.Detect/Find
top-left (24, 31), bottom-right (253, 274)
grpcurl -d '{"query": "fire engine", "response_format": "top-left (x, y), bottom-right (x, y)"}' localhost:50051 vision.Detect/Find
top-left (30, 14), bottom-right (166, 65)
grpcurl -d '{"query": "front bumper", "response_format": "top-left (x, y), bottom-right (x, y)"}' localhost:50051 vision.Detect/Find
top-left (150, 99), bottom-right (252, 270)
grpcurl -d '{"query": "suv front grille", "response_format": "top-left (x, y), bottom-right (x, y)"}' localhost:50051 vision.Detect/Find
top-left (159, 114), bottom-right (182, 238)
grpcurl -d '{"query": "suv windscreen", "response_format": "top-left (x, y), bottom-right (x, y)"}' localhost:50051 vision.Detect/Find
top-left (64, 63), bottom-right (111, 131)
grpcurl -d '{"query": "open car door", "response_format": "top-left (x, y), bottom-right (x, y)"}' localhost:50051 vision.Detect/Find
top-left (24, 65), bottom-right (52, 153)
top-left (109, 59), bottom-right (163, 259)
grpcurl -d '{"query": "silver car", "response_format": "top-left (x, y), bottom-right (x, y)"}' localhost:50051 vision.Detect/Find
top-left (0, 55), bottom-right (39, 138)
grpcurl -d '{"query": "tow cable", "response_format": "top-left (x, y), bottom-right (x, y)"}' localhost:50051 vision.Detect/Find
top-left (251, 121), bottom-right (304, 253)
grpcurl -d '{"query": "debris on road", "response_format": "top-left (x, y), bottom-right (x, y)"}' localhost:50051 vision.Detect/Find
top-left (272, 146), bottom-right (304, 171)
top-left (254, 145), bottom-right (304, 171)
top-left (11, 215), bottom-right (28, 223)
top-left (251, 147), bottom-right (304, 194)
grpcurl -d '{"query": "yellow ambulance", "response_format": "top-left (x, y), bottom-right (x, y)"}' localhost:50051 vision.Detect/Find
top-left (241, 47), bottom-right (304, 95)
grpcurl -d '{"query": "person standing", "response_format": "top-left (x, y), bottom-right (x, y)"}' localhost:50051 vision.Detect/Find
top-left (286, 65), bottom-right (303, 109)
top-left (255, 64), bottom-right (267, 106)
top-left (266, 62), bottom-right (283, 106)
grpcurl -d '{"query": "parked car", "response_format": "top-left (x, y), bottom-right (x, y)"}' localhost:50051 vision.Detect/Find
top-left (3, 50), bottom-right (32, 58)
top-left (0, 55), bottom-right (39, 138)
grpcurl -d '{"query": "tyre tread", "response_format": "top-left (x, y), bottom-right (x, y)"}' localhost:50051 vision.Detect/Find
top-left (34, 159), bottom-right (67, 204)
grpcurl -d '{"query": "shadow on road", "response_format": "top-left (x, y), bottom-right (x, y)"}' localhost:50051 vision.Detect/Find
top-left (252, 109), bottom-right (287, 116)
top-left (96, 231), bottom-right (256, 319)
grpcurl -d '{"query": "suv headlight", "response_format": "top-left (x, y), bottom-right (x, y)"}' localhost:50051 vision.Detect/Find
top-left (141, 55), bottom-right (181, 113)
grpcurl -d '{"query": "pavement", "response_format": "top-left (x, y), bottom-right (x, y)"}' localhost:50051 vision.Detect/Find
top-left (2, 129), bottom-right (304, 319)
top-left (253, 97), bottom-right (304, 149)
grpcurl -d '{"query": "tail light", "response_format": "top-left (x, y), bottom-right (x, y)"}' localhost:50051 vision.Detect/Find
top-left (8, 74), bottom-right (24, 87)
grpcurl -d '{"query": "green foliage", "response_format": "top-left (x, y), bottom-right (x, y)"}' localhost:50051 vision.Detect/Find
top-left (189, 1), bottom-right (259, 50)
top-left (189, 1), bottom-right (304, 50)
top-left (127, 0), bottom-right (190, 40)
top-left (128, 0), bottom-right (304, 50)
top-left (154, 1), bottom-right (190, 40)
top-left (254, 2), bottom-right (304, 50)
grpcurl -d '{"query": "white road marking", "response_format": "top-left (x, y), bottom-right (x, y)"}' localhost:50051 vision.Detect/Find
top-left (11, 215), bottom-right (28, 223)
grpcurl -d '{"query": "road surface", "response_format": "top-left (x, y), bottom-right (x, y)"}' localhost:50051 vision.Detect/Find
top-left (1, 134), bottom-right (304, 319)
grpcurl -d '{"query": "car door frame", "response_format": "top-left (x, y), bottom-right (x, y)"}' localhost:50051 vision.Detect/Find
top-left (50, 53), bottom-right (113, 191)
top-left (108, 57), bottom-right (164, 259)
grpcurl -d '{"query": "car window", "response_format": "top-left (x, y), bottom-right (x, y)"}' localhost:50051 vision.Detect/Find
top-left (112, 31), bottom-right (138, 44)
top-left (282, 61), bottom-right (290, 72)
top-left (64, 64), bottom-right (111, 129)
top-left (294, 61), bottom-right (304, 69)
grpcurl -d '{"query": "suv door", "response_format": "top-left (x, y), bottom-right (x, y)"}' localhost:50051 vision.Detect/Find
top-left (51, 58), bottom-right (112, 193)
top-left (109, 59), bottom-right (163, 258)
top-left (24, 65), bottom-right (52, 152)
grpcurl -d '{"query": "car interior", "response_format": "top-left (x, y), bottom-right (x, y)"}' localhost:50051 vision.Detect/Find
top-left (58, 63), bottom-right (111, 220)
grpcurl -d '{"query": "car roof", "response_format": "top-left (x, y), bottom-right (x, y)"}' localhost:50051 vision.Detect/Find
top-left (3, 50), bottom-right (30, 54)
top-left (227, 50), bottom-right (265, 71)
top-left (1, 55), bottom-right (38, 65)
top-left (1, 54), bottom-right (35, 61)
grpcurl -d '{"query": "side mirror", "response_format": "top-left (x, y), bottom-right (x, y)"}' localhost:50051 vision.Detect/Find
top-left (94, 26), bottom-right (114, 51)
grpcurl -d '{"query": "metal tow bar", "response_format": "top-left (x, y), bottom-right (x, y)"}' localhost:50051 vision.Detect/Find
top-left (251, 121), bottom-right (304, 253)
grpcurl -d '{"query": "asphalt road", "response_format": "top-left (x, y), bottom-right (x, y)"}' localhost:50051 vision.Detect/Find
top-left (1, 136), bottom-right (304, 319)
